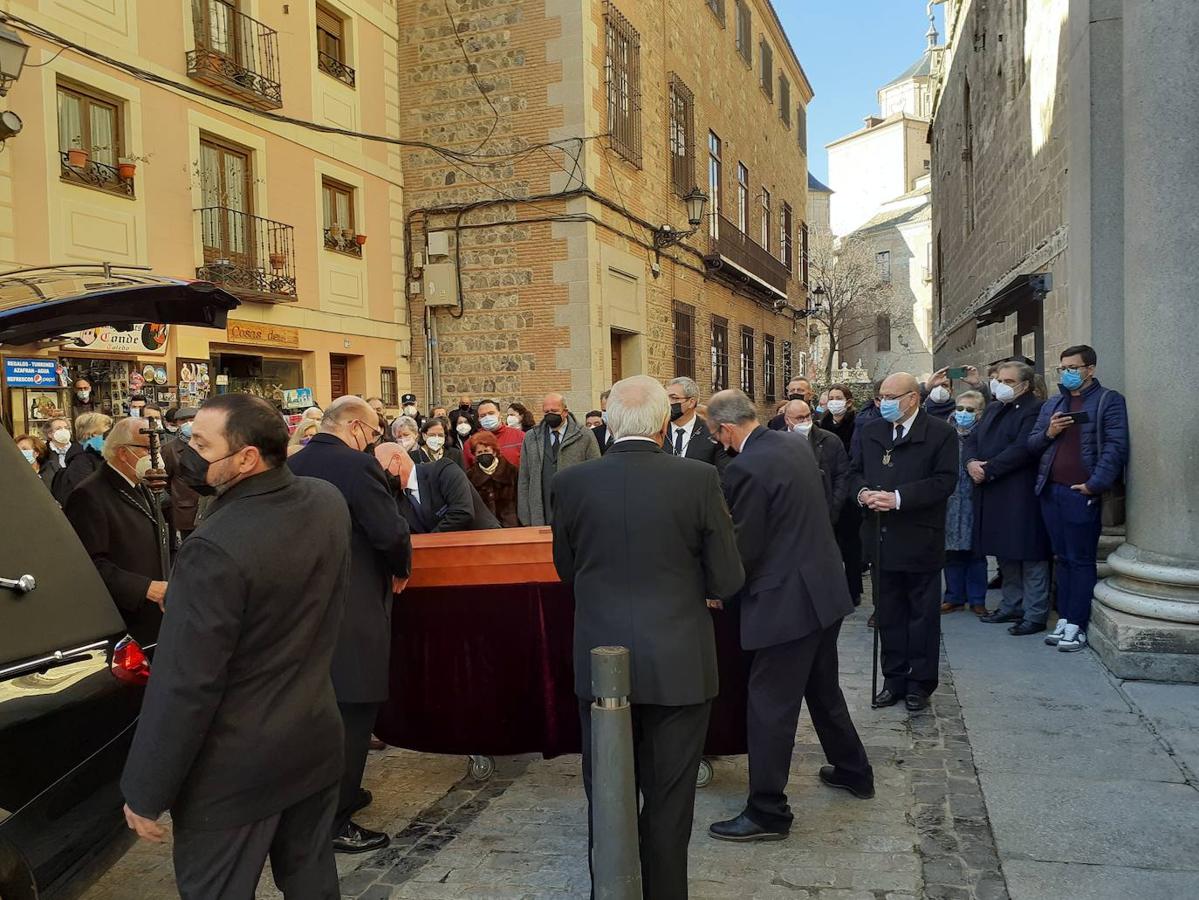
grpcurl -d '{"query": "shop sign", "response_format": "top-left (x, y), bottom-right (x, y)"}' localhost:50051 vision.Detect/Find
top-left (60, 324), bottom-right (171, 355)
top-left (226, 319), bottom-right (300, 349)
top-left (3, 358), bottom-right (68, 388)
top-left (282, 387), bottom-right (313, 409)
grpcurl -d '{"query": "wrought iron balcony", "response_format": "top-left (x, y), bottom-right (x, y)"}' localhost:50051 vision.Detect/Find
top-left (323, 227), bottom-right (363, 257)
top-left (58, 152), bottom-right (134, 197)
top-left (317, 50), bottom-right (356, 88)
top-left (187, 0), bottom-right (282, 109)
top-left (705, 213), bottom-right (790, 296)
top-left (196, 207), bottom-right (297, 303)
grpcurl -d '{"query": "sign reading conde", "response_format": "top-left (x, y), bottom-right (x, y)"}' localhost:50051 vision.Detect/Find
top-left (226, 319), bottom-right (301, 349)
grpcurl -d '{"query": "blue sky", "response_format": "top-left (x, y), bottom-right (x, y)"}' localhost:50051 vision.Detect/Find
top-left (779, 1), bottom-right (945, 183)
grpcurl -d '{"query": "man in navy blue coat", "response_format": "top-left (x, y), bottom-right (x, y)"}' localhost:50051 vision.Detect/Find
top-left (288, 396), bottom-right (412, 854)
top-left (705, 389), bottom-right (873, 843)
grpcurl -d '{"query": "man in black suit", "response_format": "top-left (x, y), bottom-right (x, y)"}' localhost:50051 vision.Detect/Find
top-left (552, 375), bottom-right (744, 898)
top-left (287, 395), bottom-right (412, 854)
top-left (783, 399), bottom-right (849, 523)
top-left (120, 394), bottom-right (351, 899)
top-left (704, 389), bottom-right (873, 842)
top-left (664, 376), bottom-right (729, 475)
top-left (590, 389), bottom-right (613, 454)
top-left (767, 376), bottom-right (813, 430)
top-left (849, 373), bottom-right (958, 712)
top-left (63, 416), bottom-right (169, 644)
top-left (374, 441), bottom-right (500, 532)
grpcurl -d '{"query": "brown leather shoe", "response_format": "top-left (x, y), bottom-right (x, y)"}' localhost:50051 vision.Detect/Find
top-left (368, 736), bottom-right (386, 751)
top-left (971, 606), bottom-right (988, 617)
top-left (940, 603), bottom-right (964, 614)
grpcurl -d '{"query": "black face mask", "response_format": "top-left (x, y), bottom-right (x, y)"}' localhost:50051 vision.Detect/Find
top-left (476, 453), bottom-right (496, 468)
top-left (669, 402), bottom-right (685, 422)
top-left (459, 402), bottom-right (471, 411)
top-left (178, 443), bottom-right (238, 496)
top-left (787, 392), bottom-right (805, 402)
top-left (542, 412), bottom-right (563, 429)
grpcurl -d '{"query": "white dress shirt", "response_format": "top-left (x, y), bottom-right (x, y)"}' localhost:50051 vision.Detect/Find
top-left (404, 466), bottom-right (421, 506)
top-left (670, 416), bottom-right (699, 456)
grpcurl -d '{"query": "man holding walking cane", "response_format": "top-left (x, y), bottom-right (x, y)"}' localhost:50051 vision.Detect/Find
top-left (850, 374), bottom-right (958, 713)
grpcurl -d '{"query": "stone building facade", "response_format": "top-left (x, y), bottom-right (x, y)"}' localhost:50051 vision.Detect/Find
top-left (399, 0), bottom-right (813, 416)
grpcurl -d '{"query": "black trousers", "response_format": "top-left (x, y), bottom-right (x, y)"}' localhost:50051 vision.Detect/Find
top-left (745, 620), bottom-right (872, 832)
top-left (579, 699), bottom-right (711, 900)
top-left (172, 781), bottom-right (339, 900)
top-left (877, 569), bottom-right (942, 696)
top-left (835, 500), bottom-right (864, 601)
top-left (334, 701), bottom-right (379, 834)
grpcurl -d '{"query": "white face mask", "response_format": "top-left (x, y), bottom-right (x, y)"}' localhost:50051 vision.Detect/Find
top-left (128, 408), bottom-right (141, 419)
top-left (425, 435), bottom-right (445, 452)
top-left (929, 386), bottom-right (951, 403)
top-left (52, 428), bottom-right (71, 445)
top-left (991, 379), bottom-right (1016, 403)
top-left (403, 405), bottom-right (417, 416)
top-left (76, 389), bottom-right (90, 402)
top-left (134, 452), bottom-right (155, 479)
top-left (792, 422), bottom-right (813, 437)
top-left (506, 414), bottom-right (522, 428)
top-left (456, 421), bottom-right (472, 436)
top-left (399, 435), bottom-right (417, 451)
top-left (827, 399), bottom-right (847, 416)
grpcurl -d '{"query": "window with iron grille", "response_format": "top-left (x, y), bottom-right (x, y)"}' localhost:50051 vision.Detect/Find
top-left (740, 326), bottom-right (756, 399)
top-left (876, 250), bottom-right (892, 282)
top-left (759, 39), bottom-right (773, 99)
top-left (735, 0), bottom-right (752, 66)
top-left (706, 0), bottom-right (725, 24)
top-left (796, 104), bottom-right (807, 154)
top-left (760, 187), bottom-right (771, 253)
top-left (711, 316), bottom-right (729, 392)
top-left (737, 162), bottom-right (749, 233)
top-left (779, 75), bottom-right (791, 127)
top-left (782, 339), bottom-right (794, 386)
top-left (876, 314), bottom-right (892, 352)
top-left (764, 335), bottom-right (777, 402)
top-left (673, 301), bottom-right (696, 379)
top-left (668, 75), bottom-right (695, 196)
top-left (322, 177), bottom-right (361, 256)
top-left (781, 203), bottom-right (793, 271)
top-left (801, 221), bottom-right (810, 289)
top-left (57, 81), bottom-right (131, 197)
top-left (708, 131), bottom-right (722, 239)
top-left (605, 2), bottom-right (642, 167)
top-left (380, 367), bottom-right (398, 407)
top-left (316, 3), bottom-right (356, 87)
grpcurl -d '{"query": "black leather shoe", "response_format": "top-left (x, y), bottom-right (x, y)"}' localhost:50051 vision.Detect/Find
top-left (905, 692), bottom-right (930, 712)
top-left (872, 688), bottom-right (901, 708)
top-left (1008, 621), bottom-right (1047, 636)
top-left (979, 610), bottom-right (1021, 624)
top-left (333, 822), bottom-right (390, 854)
top-left (867, 613), bottom-right (877, 628)
top-left (818, 765), bottom-right (875, 800)
top-left (708, 813), bottom-right (788, 842)
top-left (350, 788), bottom-right (372, 816)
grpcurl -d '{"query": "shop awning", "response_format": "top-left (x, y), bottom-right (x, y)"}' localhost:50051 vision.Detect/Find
top-left (0, 265), bottom-right (240, 347)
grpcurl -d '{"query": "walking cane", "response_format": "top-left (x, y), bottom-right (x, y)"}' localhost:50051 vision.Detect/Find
top-left (869, 508), bottom-right (883, 708)
top-left (140, 417), bottom-right (173, 582)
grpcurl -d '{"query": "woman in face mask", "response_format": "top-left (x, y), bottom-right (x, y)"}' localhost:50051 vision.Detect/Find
top-left (465, 431), bottom-right (519, 527)
top-left (389, 415), bottom-right (421, 456)
top-left (506, 402), bottom-right (535, 431)
top-left (818, 384), bottom-right (864, 606)
top-left (52, 412), bottom-right (113, 504)
top-left (942, 391), bottom-right (988, 615)
top-left (412, 417), bottom-right (465, 470)
top-left (450, 414), bottom-right (478, 450)
top-left (15, 434), bottom-right (46, 474)
top-left (287, 420), bottom-right (319, 457)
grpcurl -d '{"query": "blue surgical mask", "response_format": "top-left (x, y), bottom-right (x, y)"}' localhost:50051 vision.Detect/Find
top-left (954, 410), bottom-right (977, 429)
top-left (880, 398), bottom-right (904, 422)
top-left (816, 405), bottom-right (827, 416)
top-left (180, 422), bottom-right (194, 440)
top-left (84, 435), bottom-right (105, 453)
top-left (1060, 368), bottom-right (1085, 391)
top-left (21, 448), bottom-right (36, 464)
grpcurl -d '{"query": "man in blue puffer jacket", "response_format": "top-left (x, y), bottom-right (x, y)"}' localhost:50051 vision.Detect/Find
top-left (1028, 345), bottom-right (1129, 653)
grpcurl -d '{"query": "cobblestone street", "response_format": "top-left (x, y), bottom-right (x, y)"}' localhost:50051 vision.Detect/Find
top-left (84, 586), bottom-right (1199, 900)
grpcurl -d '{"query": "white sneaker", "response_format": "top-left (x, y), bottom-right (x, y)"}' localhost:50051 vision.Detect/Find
top-left (1045, 619), bottom-right (1069, 646)
top-left (1058, 626), bottom-right (1087, 652)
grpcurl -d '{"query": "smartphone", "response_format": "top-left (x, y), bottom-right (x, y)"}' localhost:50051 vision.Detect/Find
top-left (947, 367), bottom-right (967, 380)
top-left (1065, 410), bottom-right (1090, 425)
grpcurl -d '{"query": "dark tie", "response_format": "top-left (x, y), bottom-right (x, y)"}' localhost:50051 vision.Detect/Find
top-left (894, 424), bottom-right (905, 443)
top-left (404, 487), bottom-right (420, 508)
top-left (550, 430), bottom-right (561, 460)
top-left (674, 428), bottom-right (685, 456)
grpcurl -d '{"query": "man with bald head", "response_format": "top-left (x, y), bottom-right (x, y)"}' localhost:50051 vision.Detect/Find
top-left (849, 372), bottom-right (958, 712)
top-left (517, 390), bottom-right (600, 525)
top-left (287, 395), bottom-right (412, 854)
top-left (784, 399), bottom-right (849, 522)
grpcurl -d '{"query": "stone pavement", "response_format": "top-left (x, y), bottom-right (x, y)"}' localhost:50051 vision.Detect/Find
top-left (83, 586), bottom-right (1199, 899)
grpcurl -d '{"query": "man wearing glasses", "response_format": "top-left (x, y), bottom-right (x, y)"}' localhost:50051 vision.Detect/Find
top-left (849, 373), bottom-right (958, 712)
top-left (1028, 345), bottom-right (1129, 653)
top-left (288, 395), bottom-right (412, 854)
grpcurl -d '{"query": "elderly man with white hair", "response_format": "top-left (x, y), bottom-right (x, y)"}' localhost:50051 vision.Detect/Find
top-left (63, 415), bottom-right (170, 643)
top-left (551, 374), bottom-right (744, 898)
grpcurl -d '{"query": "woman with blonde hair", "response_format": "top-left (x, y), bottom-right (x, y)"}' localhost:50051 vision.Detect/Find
top-left (287, 419), bottom-right (320, 456)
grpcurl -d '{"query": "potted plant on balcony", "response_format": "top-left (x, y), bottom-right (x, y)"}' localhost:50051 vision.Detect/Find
top-left (66, 139), bottom-right (89, 168)
top-left (340, 226), bottom-right (354, 244)
top-left (354, 233), bottom-right (367, 247)
top-left (118, 157), bottom-right (137, 179)
top-left (269, 251), bottom-right (286, 270)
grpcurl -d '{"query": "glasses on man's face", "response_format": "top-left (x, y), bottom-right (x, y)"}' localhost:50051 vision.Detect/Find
top-left (1055, 364), bottom-right (1089, 375)
top-left (877, 390), bottom-right (914, 402)
top-left (794, 415), bottom-right (812, 424)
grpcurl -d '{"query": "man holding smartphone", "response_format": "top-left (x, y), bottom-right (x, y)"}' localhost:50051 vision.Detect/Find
top-left (1028, 345), bottom-right (1129, 653)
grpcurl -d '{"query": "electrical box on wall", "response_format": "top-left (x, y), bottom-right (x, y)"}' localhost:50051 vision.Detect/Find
top-left (422, 263), bottom-right (459, 307)
top-left (426, 231), bottom-right (451, 258)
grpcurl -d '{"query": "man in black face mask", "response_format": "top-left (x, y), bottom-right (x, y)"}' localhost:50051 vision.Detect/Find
top-left (664, 375), bottom-right (729, 477)
top-left (286, 395), bottom-right (412, 855)
top-left (120, 394), bottom-right (353, 899)
top-left (768, 376), bottom-right (813, 431)
top-left (516, 392), bottom-right (600, 525)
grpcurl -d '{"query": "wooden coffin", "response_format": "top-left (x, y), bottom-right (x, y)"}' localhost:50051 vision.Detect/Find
top-left (407, 526), bottom-right (560, 588)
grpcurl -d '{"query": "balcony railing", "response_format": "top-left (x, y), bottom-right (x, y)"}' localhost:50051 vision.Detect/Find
top-left (196, 207), bottom-right (297, 303)
top-left (324, 227), bottom-right (363, 257)
top-left (58, 152), bottom-right (134, 197)
top-left (705, 213), bottom-right (790, 295)
top-left (317, 50), bottom-right (356, 88)
top-left (187, 0), bottom-right (282, 109)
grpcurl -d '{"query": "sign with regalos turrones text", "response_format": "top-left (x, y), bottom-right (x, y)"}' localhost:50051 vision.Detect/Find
top-left (3, 358), bottom-right (66, 387)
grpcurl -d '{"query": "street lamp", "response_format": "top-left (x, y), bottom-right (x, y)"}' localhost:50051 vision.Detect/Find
top-left (653, 187), bottom-right (709, 249)
top-left (0, 23), bottom-right (30, 97)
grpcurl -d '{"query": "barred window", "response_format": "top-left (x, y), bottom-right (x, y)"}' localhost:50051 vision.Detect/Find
top-left (735, 0), bottom-right (752, 66)
top-left (876, 314), bottom-right (892, 352)
top-left (759, 40), bottom-right (773, 99)
top-left (782, 339), bottom-right (794, 387)
top-left (380, 367), bottom-right (398, 407)
top-left (801, 221), bottom-right (810, 289)
top-left (737, 162), bottom-right (749, 233)
top-left (706, 0), bottom-right (725, 24)
top-left (781, 203), bottom-right (793, 271)
top-left (668, 75), bottom-right (695, 196)
top-left (740, 326), bottom-right (756, 399)
top-left (764, 335), bottom-right (777, 402)
top-left (760, 187), bottom-right (771, 253)
top-left (711, 316), bottom-right (729, 392)
top-left (779, 75), bottom-right (791, 127)
top-left (708, 131), bottom-right (723, 239)
top-left (604, 2), bottom-right (642, 166)
top-left (673, 301), bottom-right (696, 379)
top-left (876, 250), bottom-right (891, 282)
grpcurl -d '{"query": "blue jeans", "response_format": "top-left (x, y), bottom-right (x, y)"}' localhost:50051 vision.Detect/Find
top-left (1040, 483), bottom-right (1103, 630)
top-left (943, 551), bottom-right (987, 609)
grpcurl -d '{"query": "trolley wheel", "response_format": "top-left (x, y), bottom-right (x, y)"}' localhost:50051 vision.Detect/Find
top-left (467, 755), bottom-right (495, 781)
top-left (696, 758), bottom-right (714, 789)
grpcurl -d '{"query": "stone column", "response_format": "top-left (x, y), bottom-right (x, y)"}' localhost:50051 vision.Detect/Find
top-left (1090, 0), bottom-right (1199, 681)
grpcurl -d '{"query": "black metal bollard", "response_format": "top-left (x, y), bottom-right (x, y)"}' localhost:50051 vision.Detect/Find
top-left (590, 646), bottom-right (642, 900)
